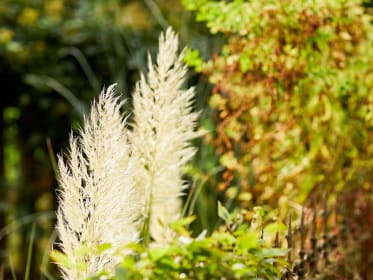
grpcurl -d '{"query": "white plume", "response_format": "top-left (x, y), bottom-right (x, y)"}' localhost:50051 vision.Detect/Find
top-left (130, 28), bottom-right (200, 246)
top-left (56, 85), bottom-right (140, 279)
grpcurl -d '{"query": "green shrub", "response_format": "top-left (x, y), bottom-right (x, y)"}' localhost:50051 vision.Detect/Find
top-left (90, 207), bottom-right (287, 280)
top-left (183, 0), bottom-right (373, 211)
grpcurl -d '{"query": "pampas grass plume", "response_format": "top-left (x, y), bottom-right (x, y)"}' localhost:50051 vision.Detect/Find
top-left (56, 85), bottom-right (140, 279)
top-left (130, 28), bottom-right (200, 246)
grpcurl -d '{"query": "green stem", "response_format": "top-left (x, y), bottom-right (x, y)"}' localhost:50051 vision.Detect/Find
top-left (25, 223), bottom-right (36, 280)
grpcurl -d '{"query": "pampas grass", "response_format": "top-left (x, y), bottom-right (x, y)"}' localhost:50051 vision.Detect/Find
top-left (55, 27), bottom-right (199, 278)
top-left (130, 28), bottom-right (200, 246)
top-left (55, 85), bottom-right (140, 279)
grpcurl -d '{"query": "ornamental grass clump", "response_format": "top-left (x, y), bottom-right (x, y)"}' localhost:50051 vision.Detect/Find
top-left (55, 85), bottom-right (141, 279)
top-left (130, 28), bottom-right (200, 246)
top-left (54, 28), bottom-right (200, 278)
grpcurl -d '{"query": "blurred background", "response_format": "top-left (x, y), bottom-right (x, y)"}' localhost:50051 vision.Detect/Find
top-left (1, 0), bottom-right (373, 279)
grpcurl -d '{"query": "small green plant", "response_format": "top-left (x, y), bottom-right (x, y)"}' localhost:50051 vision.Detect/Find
top-left (91, 205), bottom-right (287, 280)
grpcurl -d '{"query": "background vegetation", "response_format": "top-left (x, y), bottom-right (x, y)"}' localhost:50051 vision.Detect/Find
top-left (1, 0), bottom-right (372, 279)
top-left (184, 0), bottom-right (373, 214)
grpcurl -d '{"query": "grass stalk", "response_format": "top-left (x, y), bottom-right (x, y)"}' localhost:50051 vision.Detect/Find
top-left (40, 229), bottom-right (57, 280)
top-left (24, 223), bottom-right (36, 280)
top-left (46, 138), bottom-right (58, 178)
top-left (8, 256), bottom-right (16, 280)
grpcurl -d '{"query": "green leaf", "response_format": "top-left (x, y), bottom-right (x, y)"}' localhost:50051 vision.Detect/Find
top-left (183, 48), bottom-right (204, 72)
top-left (122, 242), bottom-right (143, 253)
top-left (115, 267), bottom-right (128, 280)
top-left (260, 248), bottom-right (288, 257)
top-left (263, 223), bottom-right (287, 235)
top-left (149, 247), bottom-right (169, 261)
top-left (97, 242), bottom-right (112, 254)
top-left (236, 232), bottom-right (260, 251)
top-left (218, 201), bottom-right (232, 225)
top-left (239, 53), bottom-right (253, 73)
top-left (253, 206), bottom-right (265, 218)
top-left (50, 250), bottom-right (87, 271)
top-left (212, 232), bottom-right (236, 247)
top-left (220, 152), bottom-right (238, 169)
top-left (50, 250), bottom-right (70, 268)
top-left (209, 94), bottom-right (226, 110)
top-left (170, 215), bottom-right (196, 230)
top-left (182, 0), bottom-right (208, 10)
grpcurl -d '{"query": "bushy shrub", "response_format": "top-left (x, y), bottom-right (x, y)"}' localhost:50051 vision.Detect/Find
top-left (184, 0), bottom-right (373, 210)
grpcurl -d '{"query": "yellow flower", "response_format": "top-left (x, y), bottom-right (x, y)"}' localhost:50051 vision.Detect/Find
top-left (18, 8), bottom-right (39, 26)
top-left (0, 28), bottom-right (13, 43)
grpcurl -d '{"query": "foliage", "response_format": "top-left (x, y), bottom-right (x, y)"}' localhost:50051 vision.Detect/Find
top-left (1, 0), bottom-right (372, 278)
top-left (0, 0), bottom-right (160, 115)
top-left (183, 0), bottom-right (373, 211)
top-left (87, 206), bottom-right (287, 280)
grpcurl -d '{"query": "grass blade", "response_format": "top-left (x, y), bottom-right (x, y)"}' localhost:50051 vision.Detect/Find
top-left (25, 223), bottom-right (36, 280)
top-left (8, 256), bottom-right (17, 280)
top-left (46, 138), bottom-right (58, 178)
top-left (40, 229), bottom-right (57, 280)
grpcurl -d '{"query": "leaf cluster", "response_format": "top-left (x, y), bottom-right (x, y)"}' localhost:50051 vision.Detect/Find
top-left (89, 206), bottom-right (288, 280)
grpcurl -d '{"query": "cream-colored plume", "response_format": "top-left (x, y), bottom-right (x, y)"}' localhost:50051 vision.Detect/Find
top-left (130, 28), bottom-right (200, 246)
top-left (55, 85), bottom-right (140, 279)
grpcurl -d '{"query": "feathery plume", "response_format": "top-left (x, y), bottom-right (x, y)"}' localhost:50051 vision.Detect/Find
top-left (55, 85), bottom-right (140, 279)
top-left (130, 28), bottom-right (200, 246)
